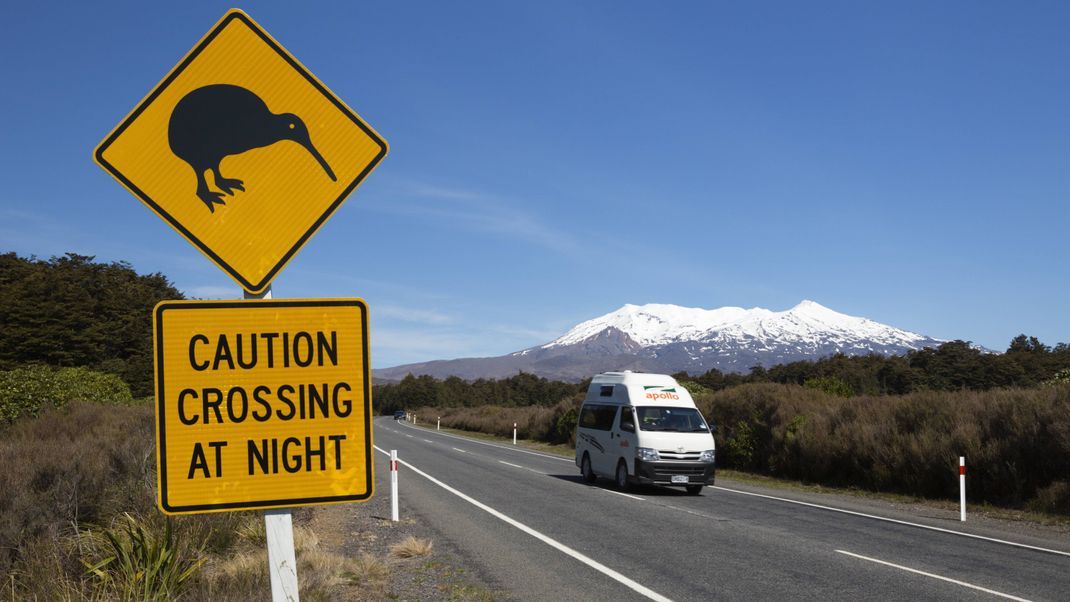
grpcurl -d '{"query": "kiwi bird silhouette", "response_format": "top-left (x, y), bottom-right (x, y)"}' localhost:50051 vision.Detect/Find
top-left (168, 84), bottom-right (337, 212)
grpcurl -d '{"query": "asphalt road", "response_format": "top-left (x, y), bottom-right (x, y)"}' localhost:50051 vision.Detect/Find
top-left (372, 418), bottom-right (1070, 601)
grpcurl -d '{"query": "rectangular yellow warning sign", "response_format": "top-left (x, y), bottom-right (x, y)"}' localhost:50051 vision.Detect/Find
top-left (153, 299), bottom-right (373, 514)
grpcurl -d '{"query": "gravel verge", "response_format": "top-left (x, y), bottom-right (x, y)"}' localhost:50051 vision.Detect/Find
top-left (301, 461), bottom-right (508, 601)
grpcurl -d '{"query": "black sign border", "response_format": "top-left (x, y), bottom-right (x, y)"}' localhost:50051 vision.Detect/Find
top-left (96, 10), bottom-right (388, 294)
top-left (153, 298), bottom-right (374, 514)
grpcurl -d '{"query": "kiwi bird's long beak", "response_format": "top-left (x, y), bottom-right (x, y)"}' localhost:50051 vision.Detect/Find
top-left (304, 141), bottom-right (337, 182)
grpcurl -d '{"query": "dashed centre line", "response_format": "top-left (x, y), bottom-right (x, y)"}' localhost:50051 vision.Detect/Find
top-left (836, 550), bottom-right (1031, 601)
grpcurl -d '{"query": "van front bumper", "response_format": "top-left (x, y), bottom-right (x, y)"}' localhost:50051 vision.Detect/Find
top-left (633, 459), bottom-right (716, 486)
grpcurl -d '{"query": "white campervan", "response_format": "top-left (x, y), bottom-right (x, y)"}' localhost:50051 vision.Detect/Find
top-left (575, 371), bottom-right (716, 494)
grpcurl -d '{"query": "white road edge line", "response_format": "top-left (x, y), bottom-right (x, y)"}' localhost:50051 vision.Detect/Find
top-left (835, 550), bottom-right (1031, 601)
top-left (374, 446), bottom-right (673, 602)
top-left (602, 489), bottom-right (645, 502)
top-left (714, 486), bottom-right (1070, 558)
top-left (498, 460), bottom-right (547, 475)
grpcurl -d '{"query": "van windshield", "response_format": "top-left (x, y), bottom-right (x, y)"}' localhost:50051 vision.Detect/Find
top-left (636, 407), bottom-right (709, 432)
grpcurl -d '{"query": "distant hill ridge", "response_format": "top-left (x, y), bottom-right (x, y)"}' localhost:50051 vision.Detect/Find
top-left (375, 300), bottom-right (945, 382)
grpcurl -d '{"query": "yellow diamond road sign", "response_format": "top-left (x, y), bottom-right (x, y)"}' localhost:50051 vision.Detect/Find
top-left (153, 298), bottom-right (373, 514)
top-left (95, 10), bottom-right (387, 294)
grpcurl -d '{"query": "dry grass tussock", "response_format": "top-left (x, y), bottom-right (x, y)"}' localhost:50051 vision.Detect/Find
top-left (390, 536), bottom-right (434, 559)
top-left (147, 513), bottom-right (380, 601)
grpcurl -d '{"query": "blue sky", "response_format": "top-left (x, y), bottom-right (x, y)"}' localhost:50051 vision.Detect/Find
top-left (3, 2), bottom-right (1069, 368)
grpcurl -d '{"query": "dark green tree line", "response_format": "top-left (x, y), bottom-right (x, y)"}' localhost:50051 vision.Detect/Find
top-left (374, 372), bottom-right (586, 414)
top-left (0, 252), bottom-right (183, 397)
top-left (688, 336), bottom-right (1070, 396)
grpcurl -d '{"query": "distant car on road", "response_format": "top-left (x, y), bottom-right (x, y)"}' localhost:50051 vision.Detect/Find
top-left (393, 410), bottom-right (405, 421)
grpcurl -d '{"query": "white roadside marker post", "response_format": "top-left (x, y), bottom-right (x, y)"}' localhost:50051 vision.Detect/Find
top-left (437, 417), bottom-right (441, 430)
top-left (391, 450), bottom-right (399, 522)
top-left (246, 285), bottom-right (300, 602)
top-left (959, 456), bottom-right (966, 522)
top-left (265, 509), bottom-right (298, 601)
top-left (513, 423), bottom-right (517, 445)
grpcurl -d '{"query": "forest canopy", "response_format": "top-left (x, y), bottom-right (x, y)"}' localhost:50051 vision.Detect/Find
top-left (0, 252), bottom-right (183, 397)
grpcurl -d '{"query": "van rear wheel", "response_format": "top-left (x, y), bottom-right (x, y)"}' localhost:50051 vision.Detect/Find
top-left (581, 453), bottom-right (596, 484)
top-left (615, 460), bottom-right (630, 491)
top-left (685, 485), bottom-right (703, 495)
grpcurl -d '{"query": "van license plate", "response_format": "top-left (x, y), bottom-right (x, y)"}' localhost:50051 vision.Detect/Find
top-left (671, 475), bottom-right (688, 484)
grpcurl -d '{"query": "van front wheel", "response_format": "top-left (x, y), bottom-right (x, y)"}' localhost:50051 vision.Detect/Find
top-left (615, 460), bottom-right (630, 492)
top-left (581, 453), bottom-right (596, 484)
top-left (685, 485), bottom-right (703, 495)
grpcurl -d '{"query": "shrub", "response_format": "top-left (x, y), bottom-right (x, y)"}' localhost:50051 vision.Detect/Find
top-left (0, 401), bottom-right (154, 578)
top-left (418, 395), bottom-right (581, 444)
top-left (0, 364), bottom-right (133, 423)
top-left (694, 382), bottom-right (1070, 510)
top-left (803, 376), bottom-right (853, 397)
top-left (555, 406), bottom-right (578, 446)
top-left (1029, 481), bottom-right (1070, 515)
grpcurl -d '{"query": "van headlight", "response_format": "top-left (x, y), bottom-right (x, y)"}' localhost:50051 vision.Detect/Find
top-left (700, 449), bottom-right (716, 463)
top-left (636, 447), bottom-right (660, 462)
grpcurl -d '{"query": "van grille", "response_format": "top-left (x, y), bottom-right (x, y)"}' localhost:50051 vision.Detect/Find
top-left (658, 450), bottom-right (702, 461)
top-left (653, 463), bottom-right (707, 477)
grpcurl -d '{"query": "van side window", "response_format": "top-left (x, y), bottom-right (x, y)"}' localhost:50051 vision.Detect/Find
top-left (600, 385), bottom-right (614, 397)
top-left (619, 407), bottom-right (635, 433)
top-left (579, 404), bottom-right (618, 431)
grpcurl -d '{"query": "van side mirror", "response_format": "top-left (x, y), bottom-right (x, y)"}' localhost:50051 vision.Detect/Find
top-left (710, 422), bottom-right (718, 434)
top-left (621, 420), bottom-right (635, 433)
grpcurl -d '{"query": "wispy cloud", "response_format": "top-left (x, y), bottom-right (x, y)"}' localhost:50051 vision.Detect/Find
top-left (370, 318), bottom-right (558, 368)
top-left (372, 327), bottom-right (496, 362)
top-left (487, 323), bottom-right (560, 343)
top-left (368, 181), bottom-right (582, 256)
top-left (287, 268), bottom-right (456, 303)
top-left (405, 184), bottom-right (487, 202)
top-left (376, 304), bottom-right (455, 325)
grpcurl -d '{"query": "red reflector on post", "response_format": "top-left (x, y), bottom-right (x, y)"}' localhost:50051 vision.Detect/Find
top-left (959, 465), bottom-right (966, 475)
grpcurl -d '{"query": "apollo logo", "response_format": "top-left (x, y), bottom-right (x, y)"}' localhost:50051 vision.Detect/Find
top-left (643, 386), bottom-right (680, 401)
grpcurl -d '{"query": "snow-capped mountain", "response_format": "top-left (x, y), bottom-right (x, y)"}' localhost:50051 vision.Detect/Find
top-left (540, 300), bottom-right (934, 355)
top-left (375, 301), bottom-right (944, 382)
